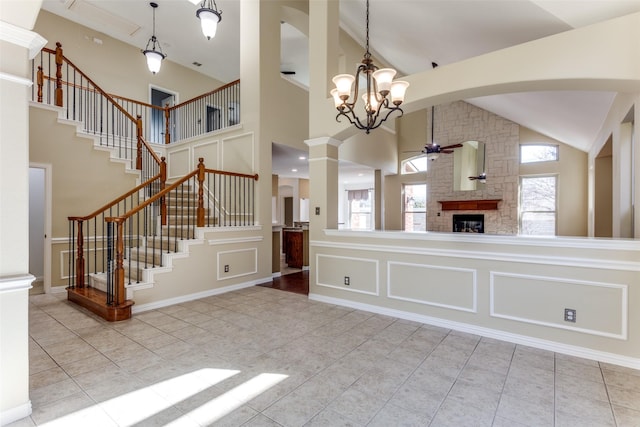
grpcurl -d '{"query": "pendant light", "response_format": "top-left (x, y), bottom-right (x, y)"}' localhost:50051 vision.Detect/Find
top-left (142, 2), bottom-right (166, 74)
top-left (330, 0), bottom-right (409, 134)
top-left (197, 0), bottom-right (222, 40)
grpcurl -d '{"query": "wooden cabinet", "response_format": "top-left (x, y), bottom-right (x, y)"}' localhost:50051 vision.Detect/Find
top-left (284, 229), bottom-right (303, 268)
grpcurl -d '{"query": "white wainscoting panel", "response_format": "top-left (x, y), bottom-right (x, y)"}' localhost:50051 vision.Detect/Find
top-left (217, 247), bottom-right (258, 281)
top-left (316, 254), bottom-right (379, 296)
top-left (388, 261), bottom-right (477, 313)
top-left (490, 271), bottom-right (628, 339)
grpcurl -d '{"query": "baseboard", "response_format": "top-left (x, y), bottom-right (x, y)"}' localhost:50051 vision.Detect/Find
top-left (308, 293), bottom-right (640, 371)
top-left (0, 401), bottom-right (32, 426)
top-left (132, 277), bottom-right (270, 313)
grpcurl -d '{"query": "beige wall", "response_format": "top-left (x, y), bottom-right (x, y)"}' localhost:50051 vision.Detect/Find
top-left (520, 127), bottom-right (588, 237)
top-left (29, 106), bottom-right (140, 286)
top-left (34, 10), bottom-right (225, 103)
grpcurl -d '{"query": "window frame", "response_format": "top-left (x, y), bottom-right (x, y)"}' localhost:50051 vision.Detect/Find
top-left (346, 189), bottom-right (373, 230)
top-left (402, 183), bottom-right (427, 232)
top-left (401, 155), bottom-right (429, 174)
top-left (519, 174), bottom-right (558, 236)
top-left (520, 144), bottom-right (559, 164)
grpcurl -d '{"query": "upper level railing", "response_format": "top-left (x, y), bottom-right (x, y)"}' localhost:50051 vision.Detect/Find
top-left (110, 80), bottom-right (240, 144)
top-left (32, 42), bottom-right (240, 151)
top-left (31, 42), bottom-right (163, 181)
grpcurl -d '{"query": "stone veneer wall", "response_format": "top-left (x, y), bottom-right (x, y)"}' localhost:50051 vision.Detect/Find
top-left (427, 101), bottom-right (520, 234)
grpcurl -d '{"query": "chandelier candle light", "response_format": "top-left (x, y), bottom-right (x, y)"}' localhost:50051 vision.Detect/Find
top-left (142, 2), bottom-right (166, 74)
top-left (331, 0), bottom-right (409, 134)
top-left (196, 0), bottom-right (222, 40)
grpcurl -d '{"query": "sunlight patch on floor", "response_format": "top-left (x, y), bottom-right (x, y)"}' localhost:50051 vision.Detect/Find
top-left (165, 373), bottom-right (289, 426)
top-left (41, 368), bottom-right (240, 426)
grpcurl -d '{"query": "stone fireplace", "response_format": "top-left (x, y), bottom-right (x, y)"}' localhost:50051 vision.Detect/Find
top-left (453, 214), bottom-right (485, 233)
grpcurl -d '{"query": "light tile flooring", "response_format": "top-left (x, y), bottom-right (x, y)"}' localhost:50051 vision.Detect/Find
top-left (10, 287), bottom-right (640, 427)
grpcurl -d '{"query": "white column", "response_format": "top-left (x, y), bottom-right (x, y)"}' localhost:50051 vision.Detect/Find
top-left (0, 16), bottom-right (45, 425)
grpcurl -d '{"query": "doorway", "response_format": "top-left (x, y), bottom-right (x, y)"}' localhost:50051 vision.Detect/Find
top-left (29, 164), bottom-right (51, 294)
top-left (150, 86), bottom-right (177, 144)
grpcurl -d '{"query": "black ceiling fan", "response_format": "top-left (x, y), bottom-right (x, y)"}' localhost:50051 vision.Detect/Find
top-left (404, 62), bottom-right (462, 160)
top-left (404, 104), bottom-right (463, 160)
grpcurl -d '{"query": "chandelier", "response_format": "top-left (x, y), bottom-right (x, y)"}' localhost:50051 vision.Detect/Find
top-left (142, 2), bottom-right (166, 74)
top-left (196, 0), bottom-right (222, 40)
top-left (330, 0), bottom-right (409, 134)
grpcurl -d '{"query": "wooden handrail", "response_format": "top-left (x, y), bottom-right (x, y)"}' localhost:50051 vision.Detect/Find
top-left (106, 159), bottom-right (258, 224)
top-left (110, 93), bottom-right (164, 111)
top-left (168, 79), bottom-right (240, 111)
top-left (106, 169), bottom-right (200, 223)
top-left (40, 76), bottom-right (164, 112)
top-left (204, 168), bottom-right (259, 180)
top-left (68, 168), bottom-right (164, 222)
top-left (52, 44), bottom-right (137, 123)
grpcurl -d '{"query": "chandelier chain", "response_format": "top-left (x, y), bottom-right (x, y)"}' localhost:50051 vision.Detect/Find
top-left (364, 0), bottom-right (370, 60)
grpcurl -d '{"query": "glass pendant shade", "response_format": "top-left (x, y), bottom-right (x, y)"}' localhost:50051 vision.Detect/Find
top-left (332, 74), bottom-right (355, 99)
top-left (330, 89), bottom-right (343, 108)
top-left (144, 49), bottom-right (164, 74)
top-left (363, 92), bottom-right (379, 113)
top-left (197, 8), bottom-right (221, 40)
top-left (372, 68), bottom-right (396, 94)
top-left (390, 81), bottom-right (410, 104)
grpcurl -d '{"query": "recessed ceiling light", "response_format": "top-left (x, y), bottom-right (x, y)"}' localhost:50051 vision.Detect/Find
top-left (298, 156), bottom-right (306, 160)
top-left (291, 168), bottom-right (298, 172)
top-left (358, 173), bottom-right (363, 177)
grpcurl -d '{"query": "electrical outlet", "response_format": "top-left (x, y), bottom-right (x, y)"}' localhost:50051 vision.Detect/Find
top-left (344, 276), bottom-right (350, 286)
top-left (564, 308), bottom-right (576, 322)
top-left (315, 207), bottom-right (320, 215)
top-left (224, 264), bottom-right (229, 273)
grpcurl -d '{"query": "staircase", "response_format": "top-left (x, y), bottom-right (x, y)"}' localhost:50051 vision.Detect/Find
top-left (81, 184), bottom-right (203, 313)
top-left (31, 42), bottom-right (254, 322)
top-left (66, 159), bottom-right (258, 321)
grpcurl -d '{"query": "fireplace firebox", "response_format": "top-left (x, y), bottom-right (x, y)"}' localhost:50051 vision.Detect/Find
top-left (453, 214), bottom-right (484, 233)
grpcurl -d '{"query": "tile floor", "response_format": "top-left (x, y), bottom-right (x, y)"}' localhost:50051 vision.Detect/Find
top-left (9, 287), bottom-right (640, 426)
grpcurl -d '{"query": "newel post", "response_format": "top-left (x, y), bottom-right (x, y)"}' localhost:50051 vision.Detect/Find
top-left (164, 104), bottom-right (171, 144)
top-left (55, 42), bottom-right (63, 107)
top-left (136, 115), bottom-right (143, 170)
top-left (75, 220), bottom-right (85, 288)
top-left (197, 158), bottom-right (205, 227)
top-left (160, 157), bottom-right (167, 226)
top-left (114, 218), bottom-right (125, 306)
top-left (36, 66), bottom-right (43, 103)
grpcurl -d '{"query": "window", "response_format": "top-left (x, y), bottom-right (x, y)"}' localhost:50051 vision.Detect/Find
top-left (347, 189), bottom-right (372, 230)
top-left (403, 184), bottom-right (427, 231)
top-left (401, 155), bottom-right (428, 174)
top-left (520, 144), bottom-right (558, 164)
top-left (519, 175), bottom-right (557, 235)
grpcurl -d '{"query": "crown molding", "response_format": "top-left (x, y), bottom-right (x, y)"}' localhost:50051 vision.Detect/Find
top-left (0, 20), bottom-right (47, 59)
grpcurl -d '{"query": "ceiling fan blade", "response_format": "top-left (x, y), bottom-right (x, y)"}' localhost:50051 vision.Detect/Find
top-left (402, 150), bottom-right (424, 154)
top-left (440, 143), bottom-right (463, 150)
top-left (441, 149), bottom-right (454, 154)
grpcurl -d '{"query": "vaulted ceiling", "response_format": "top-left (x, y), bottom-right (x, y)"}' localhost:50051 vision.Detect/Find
top-left (41, 0), bottom-right (640, 180)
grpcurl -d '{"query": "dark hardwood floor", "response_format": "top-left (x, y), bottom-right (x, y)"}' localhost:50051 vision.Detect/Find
top-left (257, 270), bottom-right (309, 295)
